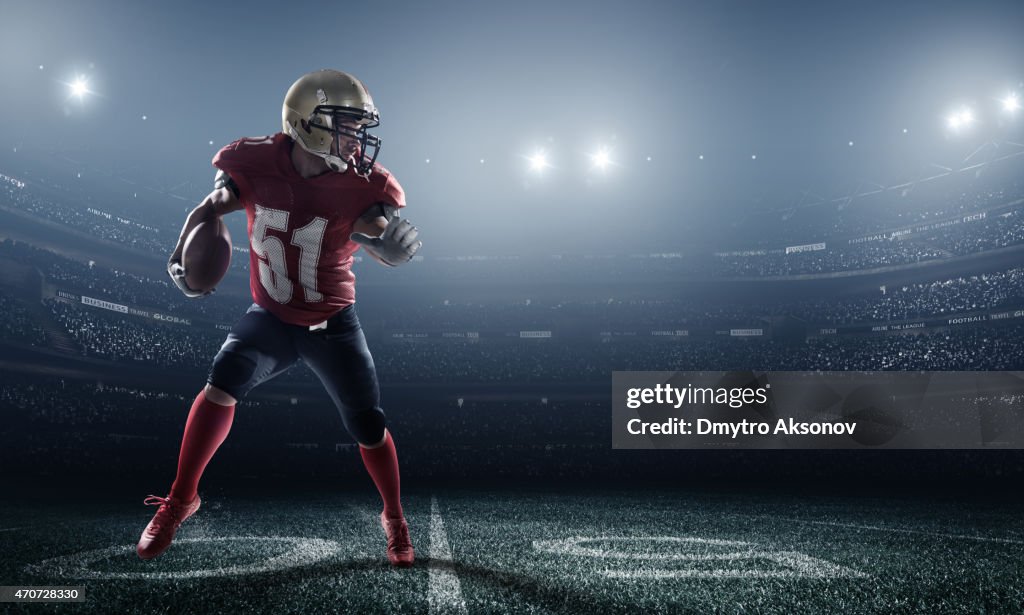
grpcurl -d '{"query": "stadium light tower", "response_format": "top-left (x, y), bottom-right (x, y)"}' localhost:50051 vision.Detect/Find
top-left (70, 77), bottom-right (89, 99)
top-left (1002, 93), bottom-right (1020, 113)
top-left (947, 108), bottom-right (974, 130)
top-left (528, 151), bottom-right (549, 172)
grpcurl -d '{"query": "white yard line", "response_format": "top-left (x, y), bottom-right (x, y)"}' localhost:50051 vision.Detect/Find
top-left (794, 519), bottom-right (1024, 545)
top-left (0, 527), bottom-right (24, 532)
top-left (428, 495), bottom-right (467, 615)
top-left (26, 536), bottom-right (340, 580)
top-left (535, 537), bottom-right (866, 579)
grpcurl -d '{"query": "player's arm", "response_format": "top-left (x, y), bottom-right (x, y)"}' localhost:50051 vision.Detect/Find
top-left (350, 203), bottom-right (422, 267)
top-left (167, 171), bottom-right (245, 297)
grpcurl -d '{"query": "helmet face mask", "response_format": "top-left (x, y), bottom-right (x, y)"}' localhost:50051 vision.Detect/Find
top-left (282, 70), bottom-right (382, 177)
top-left (304, 106), bottom-right (381, 176)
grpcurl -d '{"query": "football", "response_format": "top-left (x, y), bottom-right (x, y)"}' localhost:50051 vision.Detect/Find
top-left (182, 218), bottom-right (232, 293)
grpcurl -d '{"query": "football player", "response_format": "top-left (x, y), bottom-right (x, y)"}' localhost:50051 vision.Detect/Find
top-left (137, 70), bottom-right (420, 567)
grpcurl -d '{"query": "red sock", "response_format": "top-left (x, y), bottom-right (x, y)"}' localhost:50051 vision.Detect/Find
top-left (169, 390), bottom-right (235, 502)
top-left (360, 430), bottom-right (404, 518)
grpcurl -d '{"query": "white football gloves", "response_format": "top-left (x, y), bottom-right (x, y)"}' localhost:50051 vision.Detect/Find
top-left (167, 259), bottom-right (212, 298)
top-left (350, 217), bottom-right (421, 267)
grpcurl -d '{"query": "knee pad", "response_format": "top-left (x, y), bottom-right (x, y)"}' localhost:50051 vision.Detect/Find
top-left (341, 405), bottom-right (387, 445)
top-left (207, 347), bottom-right (260, 401)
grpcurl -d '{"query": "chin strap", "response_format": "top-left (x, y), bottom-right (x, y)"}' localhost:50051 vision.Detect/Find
top-left (323, 156), bottom-right (349, 173)
top-left (286, 127), bottom-right (352, 174)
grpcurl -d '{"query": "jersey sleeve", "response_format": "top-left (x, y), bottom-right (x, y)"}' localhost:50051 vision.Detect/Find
top-left (372, 164), bottom-right (406, 210)
top-left (211, 137), bottom-right (271, 201)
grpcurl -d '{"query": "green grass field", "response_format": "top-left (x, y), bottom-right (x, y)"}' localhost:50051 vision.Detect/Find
top-left (2, 487), bottom-right (1021, 614)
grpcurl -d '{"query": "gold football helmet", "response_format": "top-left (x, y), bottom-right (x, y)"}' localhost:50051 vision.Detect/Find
top-left (281, 69), bottom-right (381, 176)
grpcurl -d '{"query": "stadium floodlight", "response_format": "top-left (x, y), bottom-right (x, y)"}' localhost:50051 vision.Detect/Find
top-left (528, 151), bottom-right (549, 172)
top-left (70, 77), bottom-right (89, 99)
top-left (1002, 94), bottom-right (1020, 113)
top-left (590, 147), bottom-right (611, 170)
top-left (947, 108), bottom-right (974, 130)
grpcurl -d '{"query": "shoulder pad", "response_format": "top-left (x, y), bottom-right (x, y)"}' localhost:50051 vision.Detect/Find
top-left (211, 134), bottom-right (282, 177)
top-left (370, 164), bottom-right (406, 209)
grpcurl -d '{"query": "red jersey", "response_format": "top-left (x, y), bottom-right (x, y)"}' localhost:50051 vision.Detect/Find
top-left (212, 133), bottom-right (405, 326)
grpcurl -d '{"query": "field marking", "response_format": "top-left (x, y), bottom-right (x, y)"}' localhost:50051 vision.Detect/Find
top-left (534, 536), bottom-right (752, 560)
top-left (0, 527), bottom-right (25, 532)
top-left (534, 536), bottom-right (866, 580)
top-left (25, 536), bottom-right (340, 580)
top-left (428, 495), bottom-right (467, 615)
top-left (793, 519), bottom-right (1024, 545)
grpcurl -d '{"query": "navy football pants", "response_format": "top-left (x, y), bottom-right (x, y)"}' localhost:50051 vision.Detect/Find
top-left (207, 303), bottom-right (386, 445)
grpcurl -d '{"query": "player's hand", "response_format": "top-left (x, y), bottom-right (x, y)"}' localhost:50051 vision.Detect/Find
top-left (167, 259), bottom-right (213, 298)
top-left (350, 217), bottom-right (421, 267)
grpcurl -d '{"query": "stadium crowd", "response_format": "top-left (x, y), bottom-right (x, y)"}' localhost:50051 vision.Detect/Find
top-left (785, 267), bottom-right (1024, 324)
top-left (735, 165), bottom-right (1024, 246)
top-left (0, 239), bottom-right (249, 323)
top-left (33, 293), bottom-right (1024, 377)
top-left (3, 257), bottom-right (1018, 374)
top-left (0, 293), bottom-right (47, 346)
top-left (3, 140), bottom-right (1023, 486)
top-left (374, 324), bottom-right (1024, 383)
top-left (46, 299), bottom-right (223, 366)
top-left (0, 172), bottom-right (169, 253)
top-left (0, 371), bottom-right (1016, 483)
top-left (5, 160), bottom-right (1024, 284)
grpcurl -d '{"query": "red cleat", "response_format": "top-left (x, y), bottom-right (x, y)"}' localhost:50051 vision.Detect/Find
top-left (136, 494), bottom-right (201, 560)
top-left (380, 512), bottom-right (414, 567)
